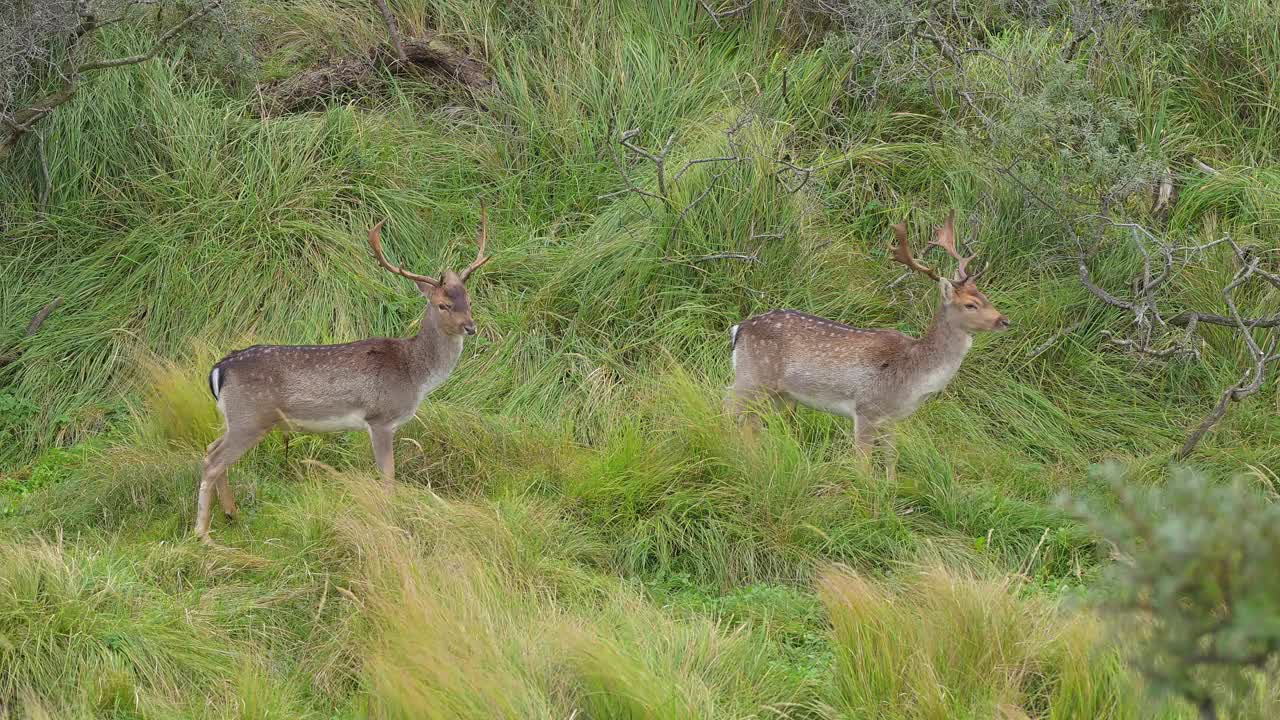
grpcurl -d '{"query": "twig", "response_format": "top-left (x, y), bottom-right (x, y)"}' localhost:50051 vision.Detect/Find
top-left (2, 1), bottom-right (222, 152)
top-left (0, 297), bottom-right (62, 370)
top-left (619, 128), bottom-right (675, 198)
top-left (685, 252), bottom-right (759, 263)
top-left (1176, 255), bottom-right (1277, 459)
top-left (1027, 320), bottom-right (1084, 359)
top-left (673, 167), bottom-right (729, 228)
top-left (76, 1), bottom-right (222, 71)
top-left (371, 0), bottom-right (407, 64)
top-left (698, 0), bottom-right (754, 28)
top-left (1194, 158), bottom-right (1220, 176)
top-left (1153, 167), bottom-right (1174, 216)
top-left (35, 131), bottom-right (51, 212)
top-left (24, 298), bottom-right (61, 337)
top-left (673, 155), bottom-right (737, 183)
top-left (774, 157), bottom-right (813, 194)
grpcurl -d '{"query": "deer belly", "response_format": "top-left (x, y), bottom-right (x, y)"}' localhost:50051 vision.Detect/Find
top-left (284, 412), bottom-right (367, 433)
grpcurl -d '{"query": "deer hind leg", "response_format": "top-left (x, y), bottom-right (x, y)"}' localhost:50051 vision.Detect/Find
top-left (368, 424), bottom-right (396, 492)
top-left (725, 383), bottom-right (768, 440)
top-left (196, 424), bottom-right (270, 543)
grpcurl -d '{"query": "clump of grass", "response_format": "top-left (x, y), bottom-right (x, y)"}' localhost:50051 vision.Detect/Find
top-left (3, 0), bottom-right (1279, 715)
top-left (819, 561), bottom-right (1158, 719)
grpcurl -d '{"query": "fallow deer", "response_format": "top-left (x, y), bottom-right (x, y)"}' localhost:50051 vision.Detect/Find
top-left (196, 209), bottom-right (492, 542)
top-left (726, 211), bottom-right (1008, 476)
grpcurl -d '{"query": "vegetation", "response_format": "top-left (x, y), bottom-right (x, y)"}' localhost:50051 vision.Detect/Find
top-left (1067, 464), bottom-right (1280, 720)
top-left (2, 0), bottom-right (1278, 717)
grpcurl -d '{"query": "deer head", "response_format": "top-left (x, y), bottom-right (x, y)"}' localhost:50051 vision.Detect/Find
top-left (891, 211), bottom-right (1009, 333)
top-left (368, 205), bottom-right (492, 337)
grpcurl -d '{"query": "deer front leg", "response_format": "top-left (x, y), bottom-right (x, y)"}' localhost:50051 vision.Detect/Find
top-left (725, 384), bottom-right (766, 441)
top-left (879, 427), bottom-right (897, 482)
top-left (853, 415), bottom-right (879, 476)
top-left (368, 424), bottom-right (396, 491)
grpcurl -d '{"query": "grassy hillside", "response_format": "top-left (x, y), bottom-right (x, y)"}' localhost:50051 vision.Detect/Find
top-left (1, 0), bottom-right (1278, 717)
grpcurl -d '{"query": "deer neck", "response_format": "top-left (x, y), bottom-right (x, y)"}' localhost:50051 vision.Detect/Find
top-left (908, 306), bottom-right (973, 386)
top-left (409, 305), bottom-right (463, 377)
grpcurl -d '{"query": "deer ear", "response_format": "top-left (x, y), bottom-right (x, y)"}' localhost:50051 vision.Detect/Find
top-left (415, 279), bottom-right (437, 296)
top-left (939, 277), bottom-right (957, 302)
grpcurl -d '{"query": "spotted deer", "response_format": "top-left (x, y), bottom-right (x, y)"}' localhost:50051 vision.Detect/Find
top-left (196, 209), bottom-right (492, 542)
top-left (726, 211), bottom-right (1008, 476)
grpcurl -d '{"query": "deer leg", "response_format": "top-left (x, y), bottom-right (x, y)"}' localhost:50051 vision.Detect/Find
top-left (853, 415), bottom-right (878, 475)
top-left (215, 465), bottom-right (237, 521)
top-left (197, 425), bottom-right (269, 543)
top-left (726, 384), bottom-right (767, 440)
top-left (204, 436), bottom-right (223, 462)
top-left (880, 427), bottom-right (897, 482)
top-left (368, 424), bottom-right (396, 491)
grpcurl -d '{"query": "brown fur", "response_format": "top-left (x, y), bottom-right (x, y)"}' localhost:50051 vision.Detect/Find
top-left (195, 228), bottom-right (489, 543)
top-left (727, 219), bottom-right (1008, 476)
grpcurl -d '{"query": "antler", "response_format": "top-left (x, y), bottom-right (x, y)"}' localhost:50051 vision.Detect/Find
top-left (891, 220), bottom-right (944, 283)
top-left (927, 211), bottom-right (979, 282)
top-left (368, 220), bottom-right (440, 287)
top-left (458, 202), bottom-right (491, 283)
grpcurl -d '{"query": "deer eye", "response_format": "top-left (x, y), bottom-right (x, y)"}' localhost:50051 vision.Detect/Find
top-left (964, 303), bottom-right (979, 311)
top-left (438, 304), bottom-right (450, 311)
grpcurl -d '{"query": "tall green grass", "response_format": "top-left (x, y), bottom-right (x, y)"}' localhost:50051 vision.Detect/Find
top-left (3, 0), bottom-right (1279, 716)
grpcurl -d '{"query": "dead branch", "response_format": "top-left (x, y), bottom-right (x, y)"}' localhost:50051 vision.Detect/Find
top-left (774, 156), bottom-right (813, 194)
top-left (602, 123), bottom-right (743, 222)
top-left (0, 297), bottom-right (61, 369)
top-left (1002, 159), bottom-right (1278, 456)
top-left (698, 1), bottom-right (754, 29)
top-left (1194, 158), bottom-right (1220, 176)
top-left (1073, 212), bottom-right (1279, 456)
top-left (1153, 167), bottom-right (1174, 217)
top-left (1, 1), bottom-right (222, 154)
top-left (1027, 320), bottom-right (1085, 359)
top-left (255, 34), bottom-right (491, 116)
top-left (371, 0), bottom-right (407, 65)
top-left (685, 252), bottom-right (759, 263)
top-left (35, 130), bottom-right (51, 212)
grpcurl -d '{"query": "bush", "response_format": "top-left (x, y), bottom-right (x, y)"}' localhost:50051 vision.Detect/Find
top-left (1064, 463), bottom-right (1280, 719)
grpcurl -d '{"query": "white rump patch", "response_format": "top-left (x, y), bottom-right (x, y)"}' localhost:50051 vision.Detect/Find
top-left (210, 367), bottom-right (222, 400)
top-left (730, 324), bottom-right (740, 346)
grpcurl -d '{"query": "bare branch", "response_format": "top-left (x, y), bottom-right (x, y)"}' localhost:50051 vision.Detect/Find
top-left (1194, 158), bottom-right (1220, 176)
top-left (76, 0), bottom-right (222, 71)
top-left (698, 0), bottom-right (754, 28)
top-left (35, 130), bottom-right (51, 212)
top-left (1027, 320), bottom-right (1084, 359)
top-left (774, 157), bottom-right (813, 194)
top-left (1176, 252), bottom-right (1278, 459)
top-left (0, 297), bottom-right (62, 369)
top-left (2, 1), bottom-right (222, 152)
top-left (673, 155), bottom-right (737, 183)
top-left (24, 297), bottom-right (61, 337)
top-left (684, 252), bottom-right (759, 263)
top-left (674, 167), bottom-right (729, 227)
top-left (371, 0), bottom-right (407, 64)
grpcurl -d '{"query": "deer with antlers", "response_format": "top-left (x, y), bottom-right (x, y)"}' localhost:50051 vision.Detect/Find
top-left (726, 211), bottom-right (1008, 476)
top-left (196, 208), bottom-right (492, 542)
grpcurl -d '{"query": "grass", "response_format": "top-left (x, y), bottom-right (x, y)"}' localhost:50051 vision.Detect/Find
top-left (2, 0), bottom-right (1278, 716)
